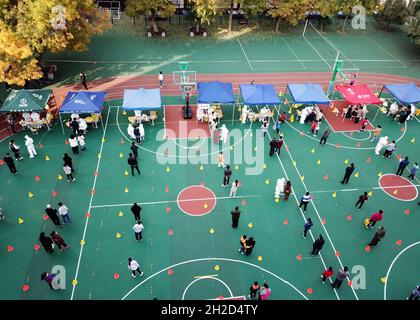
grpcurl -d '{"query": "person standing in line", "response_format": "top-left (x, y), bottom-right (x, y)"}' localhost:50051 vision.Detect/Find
top-left (127, 153), bottom-right (140, 176)
top-left (355, 192), bottom-right (368, 210)
top-left (383, 140), bottom-right (396, 159)
top-left (366, 210), bottom-right (384, 229)
top-left (367, 226), bottom-right (385, 248)
top-left (139, 122), bottom-right (145, 141)
top-left (319, 128), bottom-right (330, 146)
top-left (231, 206), bottom-right (241, 228)
top-left (71, 118), bottom-right (80, 136)
top-left (299, 192), bottom-right (311, 213)
top-left (39, 232), bottom-right (54, 254)
top-left (222, 165), bottom-right (232, 187)
top-left (313, 121), bottom-right (320, 137)
top-left (275, 118), bottom-right (281, 134)
top-left (80, 72), bottom-right (88, 90)
top-left (311, 235), bottom-right (325, 256)
top-left (63, 163), bottom-right (75, 182)
top-left (230, 180), bottom-right (240, 197)
top-left (3, 153), bottom-right (17, 174)
top-left (341, 163), bottom-right (355, 184)
top-left (359, 117), bottom-right (368, 132)
top-left (58, 202), bottom-right (71, 224)
top-left (407, 285), bottom-right (420, 300)
top-left (51, 231), bottom-right (70, 251)
top-left (331, 267), bottom-right (349, 289)
top-left (45, 204), bottom-right (62, 228)
top-left (217, 151), bottom-right (225, 168)
top-left (396, 156), bottom-right (410, 176)
top-left (131, 203), bottom-right (142, 220)
top-left (158, 71), bottom-right (164, 87)
top-left (69, 134), bottom-right (79, 154)
top-left (309, 120), bottom-right (317, 135)
top-left (131, 142), bottom-right (139, 159)
top-left (77, 134), bottom-right (86, 151)
top-left (261, 121), bottom-right (268, 137)
top-left (133, 220), bottom-right (144, 241)
top-left (249, 281), bottom-right (260, 300)
top-left (63, 153), bottom-right (74, 173)
top-left (258, 283), bottom-right (271, 300)
top-left (24, 135), bottom-right (37, 158)
top-left (245, 237), bottom-right (256, 256)
top-left (279, 112), bottom-right (287, 125)
top-left (269, 137), bottom-right (277, 156)
top-left (283, 180), bottom-right (292, 201)
top-left (239, 235), bottom-right (247, 255)
top-left (9, 140), bottom-right (23, 160)
top-left (321, 267), bottom-right (334, 284)
top-left (303, 218), bottom-right (313, 239)
top-left (276, 136), bottom-right (284, 155)
top-left (407, 162), bottom-right (419, 181)
top-left (370, 125), bottom-right (382, 143)
top-left (354, 107), bottom-right (363, 123)
top-left (128, 258), bottom-right (143, 278)
top-left (41, 272), bottom-right (58, 290)
top-left (133, 126), bottom-right (141, 144)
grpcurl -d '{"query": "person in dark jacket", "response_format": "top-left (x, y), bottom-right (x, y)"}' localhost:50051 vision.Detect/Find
top-left (249, 281), bottom-right (260, 300)
top-left (127, 153), bottom-right (140, 176)
top-left (396, 156), bottom-right (409, 176)
top-left (407, 285), bottom-right (420, 300)
top-left (134, 126), bottom-right (141, 143)
top-left (41, 272), bottom-right (58, 290)
top-left (63, 153), bottom-right (74, 172)
top-left (341, 163), bottom-right (355, 184)
top-left (303, 218), bottom-right (313, 239)
top-left (3, 153), bottom-right (17, 174)
top-left (269, 137), bottom-right (277, 156)
top-left (368, 226), bottom-right (385, 247)
top-left (131, 203), bottom-right (142, 220)
top-left (319, 128), bottom-right (330, 146)
top-left (355, 192), bottom-right (368, 210)
top-left (45, 204), bottom-right (62, 228)
top-left (283, 180), bottom-right (292, 201)
top-left (231, 206), bottom-right (241, 228)
top-left (51, 231), bottom-right (70, 251)
top-left (276, 136), bottom-right (284, 155)
top-left (222, 165), bottom-right (232, 187)
top-left (80, 72), bottom-right (88, 90)
top-left (70, 118), bottom-right (79, 136)
top-left (39, 232), bottom-right (54, 253)
top-left (245, 237), bottom-right (256, 256)
top-left (131, 142), bottom-right (139, 159)
top-left (9, 140), bottom-right (23, 160)
top-left (331, 266), bottom-right (349, 289)
top-left (311, 235), bottom-right (325, 256)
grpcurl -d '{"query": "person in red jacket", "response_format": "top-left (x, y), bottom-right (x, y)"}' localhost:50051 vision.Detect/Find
top-left (321, 267), bottom-right (334, 284)
top-left (359, 117), bottom-right (368, 132)
top-left (50, 231), bottom-right (70, 251)
top-left (279, 112), bottom-right (287, 124)
top-left (276, 136), bottom-right (284, 155)
top-left (366, 210), bottom-right (384, 229)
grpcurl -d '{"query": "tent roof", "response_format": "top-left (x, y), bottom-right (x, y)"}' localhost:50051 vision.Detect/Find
top-left (60, 91), bottom-right (107, 113)
top-left (197, 81), bottom-right (235, 104)
top-left (335, 84), bottom-right (382, 105)
top-left (122, 88), bottom-right (161, 110)
top-left (239, 84), bottom-right (281, 105)
top-left (384, 83), bottom-right (420, 104)
top-left (0, 89), bottom-right (52, 112)
top-left (287, 83), bottom-right (330, 104)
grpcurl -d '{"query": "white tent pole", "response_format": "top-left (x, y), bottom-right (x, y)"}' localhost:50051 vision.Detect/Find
top-left (59, 113), bottom-right (65, 135)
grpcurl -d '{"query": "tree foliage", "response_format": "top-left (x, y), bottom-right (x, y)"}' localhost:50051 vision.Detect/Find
top-left (375, 0), bottom-right (409, 30)
top-left (190, 0), bottom-right (221, 32)
top-left (0, 0), bottom-right (110, 86)
top-left (268, 0), bottom-right (307, 32)
top-left (406, 0), bottom-right (420, 46)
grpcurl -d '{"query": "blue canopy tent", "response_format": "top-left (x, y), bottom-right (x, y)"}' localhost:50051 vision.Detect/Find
top-left (121, 88), bottom-right (162, 110)
top-left (197, 81), bottom-right (234, 104)
top-left (374, 83), bottom-right (420, 121)
top-left (59, 91), bottom-right (107, 134)
top-left (240, 84), bottom-right (282, 105)
top-left (286, 83), bottom-right (330, 105)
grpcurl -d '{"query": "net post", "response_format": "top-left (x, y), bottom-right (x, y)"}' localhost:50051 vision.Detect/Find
top-left (302, 19), bottom-right (309, 37)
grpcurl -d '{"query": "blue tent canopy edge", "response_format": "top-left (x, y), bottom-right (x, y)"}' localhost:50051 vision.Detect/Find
top-left (287, 83), bottom-right (330, 105)
top-left (384, 83), bottom-right (420, 105)
top-left (239, 84), bottom-right (282, 105)
top-left (197, 81), bottom-right (235, 104)
top-left (122, 88), bottom-right (162, 110)
top-left (59, 91), bottom-right (107, 113)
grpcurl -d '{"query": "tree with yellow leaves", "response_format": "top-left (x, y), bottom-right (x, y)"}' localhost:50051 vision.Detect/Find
top-left (268, 0), bottom-right (307, 33)
top-left (0, 0), bottom-right (111, 86)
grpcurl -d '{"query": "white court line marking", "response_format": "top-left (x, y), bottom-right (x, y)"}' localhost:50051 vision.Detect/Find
top-left (176, 185), bottom-right (217, 217)
top-left (384, 241), bottom-right (420, 300)
top-left (91, 194), bottom-right (260, 209)
top-left (282, 37), bottom-right (306, 69)
top-left (270, 106), bottom-right (359, 300)
top-left (264, 113), bottom-right (340, 300)
top-left (302, 37), bottom-right (332, 69)
top-left (309, 184), bottom-right (420, 195)
top-left (237, 38), bottom-right (254, 71)
top-left (341, 131), bottom-right (372, 141)
top-left (182, 276), bottom-right (233, 300)
top-left (377, 174), bottom-right (419, 202)
top-left (365, 36), bottom-right (407, 68)
top-left (121, 257), bottom-right (309, 300)
top-left (70, 104), bottom-right (111, 300)
top-left (194, 274), bottom-right (219, 279)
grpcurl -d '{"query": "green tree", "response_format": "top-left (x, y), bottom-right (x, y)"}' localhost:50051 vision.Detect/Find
top-left (268, 0), bottom-right (307, 33)
top-left (311, 0), bottom-right (339, 31)
top-left (406, 0), bottom-right (420, 46)
top-left (375, 0), bottom-right (409, 31)
top-left (125, 0), bottom-right (175, 33)
top-left (190, 0), bottom-right (221, 33)
top-left (0, 0), bottom-right (110, 86)
top-left (337, 0), bottom-right (360, 33)
top-left (226, 0), bottom-right (267, 34)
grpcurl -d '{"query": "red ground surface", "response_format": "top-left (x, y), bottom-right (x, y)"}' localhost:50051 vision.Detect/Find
top-left (164, 105), bottom-right (210, 139)
top-left (319, 101), bottom-right (375, 132)
top-left (378, 174), bottom-right (418, 201)
top-left (177, 185), bottom-right (216, 216)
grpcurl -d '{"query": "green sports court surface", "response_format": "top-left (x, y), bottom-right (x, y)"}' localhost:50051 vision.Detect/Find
top-left (0, 18), bottom-right (419, 300)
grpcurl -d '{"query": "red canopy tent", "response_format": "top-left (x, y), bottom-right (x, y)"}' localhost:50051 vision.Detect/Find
top-left (335, 84), bottom-right (382, 105)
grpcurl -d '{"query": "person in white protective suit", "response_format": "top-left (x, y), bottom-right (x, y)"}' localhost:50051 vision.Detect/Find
top-left (241, 105), bottom-right (249, 125)
top-left (220, 124), bottom-right (229, 144)
top-left (374, 136), bottom-right (388, 155)
top-left (24, 135), bottom-right (37, 158)
top-left (139, 123), bottom-right (145, 141)
top-left (300, 107), bottom-right (310, 124)
top-left (127, 124), bottom-right (136, 140)
top-left (274, 178), bottom-right (286, 198)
